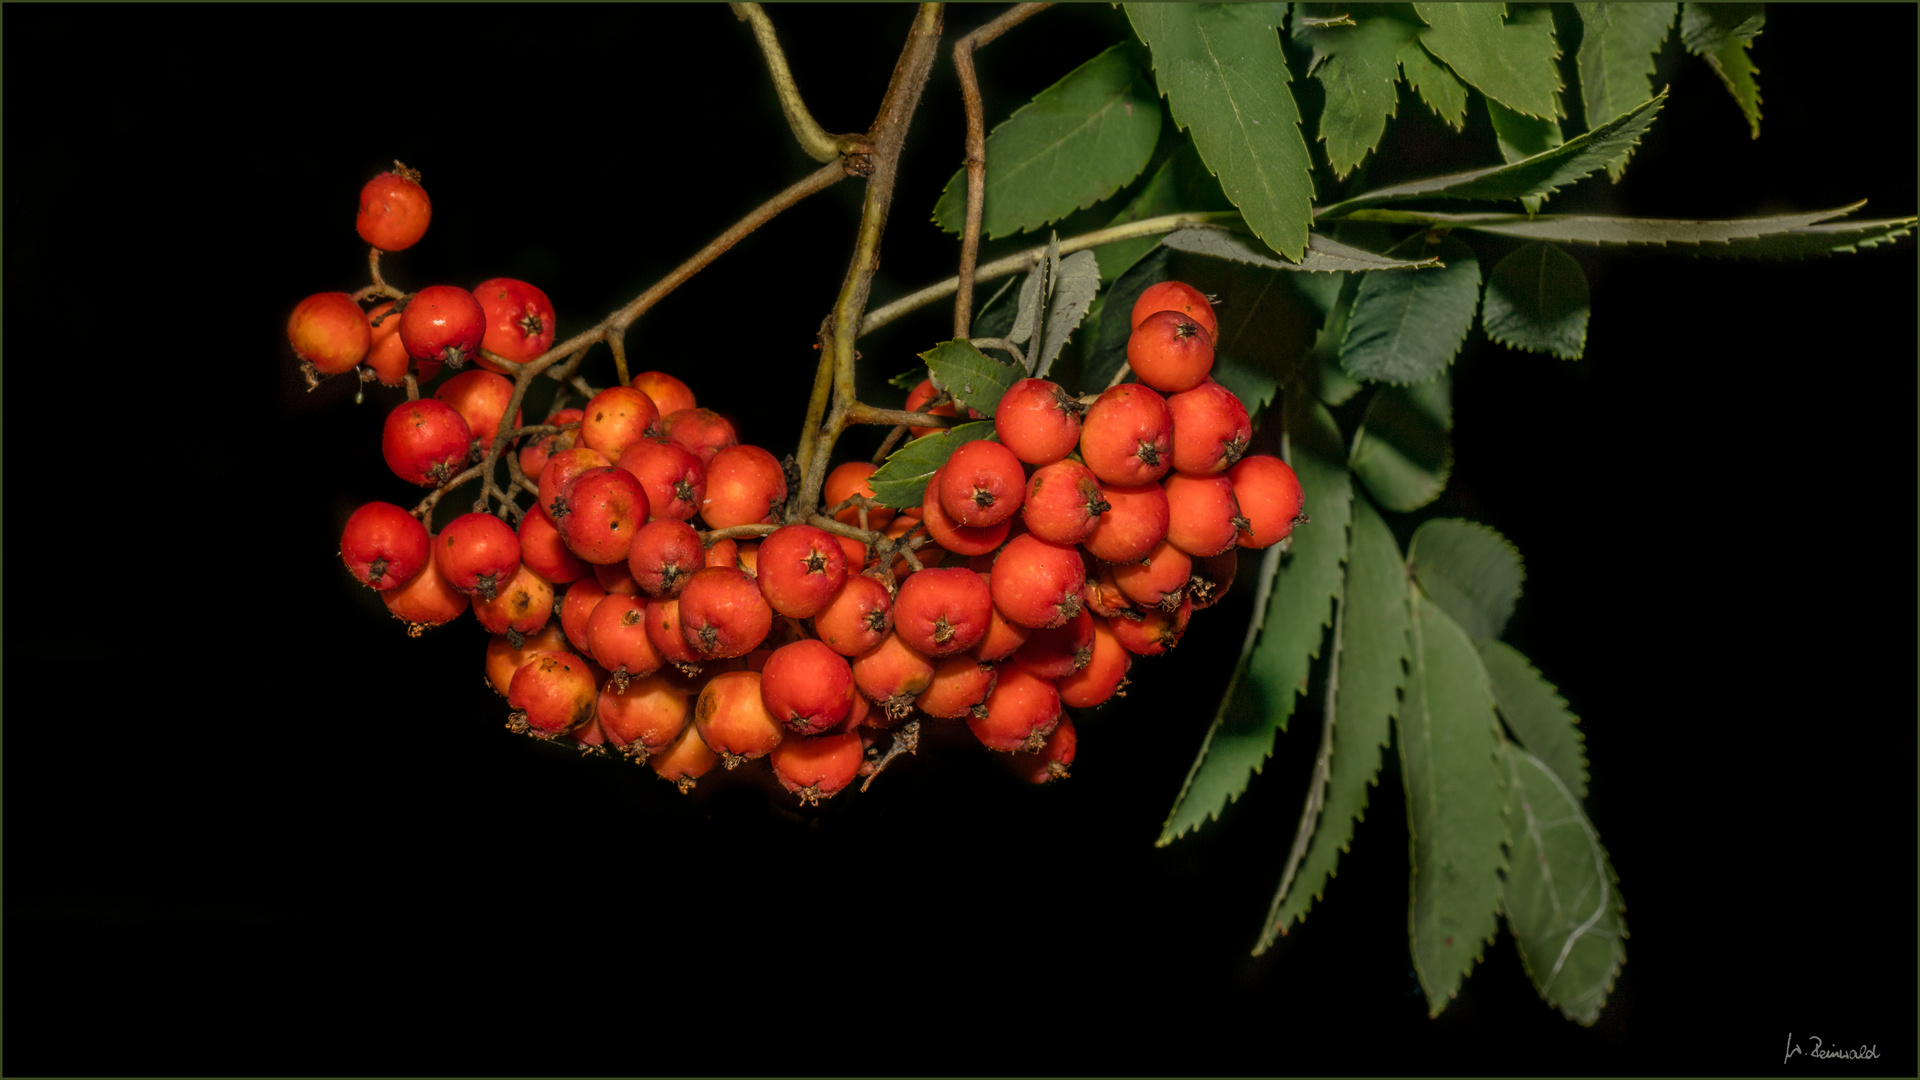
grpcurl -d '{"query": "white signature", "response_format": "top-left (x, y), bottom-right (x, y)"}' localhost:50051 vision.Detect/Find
top-left (1785, 1033), bottom-right (1880, 1064)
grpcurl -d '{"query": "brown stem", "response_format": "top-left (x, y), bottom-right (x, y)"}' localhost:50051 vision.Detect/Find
top-left (952, 3), bottom-right (1052, 338)
top-left (861, 719), bottom-right (922, 792)
top-left (410, 463), bottom-right (486, 520)
top-left (700, 523), bottom-right (784, 546)
top-left (847, 402), bottom-right (960, 428)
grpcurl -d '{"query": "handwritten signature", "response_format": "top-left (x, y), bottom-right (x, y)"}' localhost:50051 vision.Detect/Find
top-left (1785, 1034), bottom-right (1880, 1064)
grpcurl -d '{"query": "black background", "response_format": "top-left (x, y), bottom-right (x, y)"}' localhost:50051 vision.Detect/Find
top-left (5, 4), bottom-right (1915, 1076)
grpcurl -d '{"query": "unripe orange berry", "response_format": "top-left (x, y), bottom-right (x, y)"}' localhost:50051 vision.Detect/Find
top-left (630, 371), bottom-right (696, 416)
top-left (473, 563), bottom-right (556, 637)
top-left (288, 292), bottom-right (370, 376)
top-left (701, 444), bottom-right (788, 529)
top-left (693, 670), bottom-right (784, 767)
top-left (649, 721), bottom-right (720, 793)
top-left (579, 386), bottom-right (662, 462)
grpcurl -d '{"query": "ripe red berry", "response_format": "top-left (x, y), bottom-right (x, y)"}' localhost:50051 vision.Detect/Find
top-left (1188, 550), bottom-right (1238, 610)
top-left (894, 566), bottom-right (994, 658)
top-left (761, 639), bottom-right (857, 735)
top-left (436, 512), bottom-right (523, 601)
top-left (471, 277), bottom-right (556, 373)
top-left (967, 571), bottom-right (1033, 661)
top-left (579, 385), bottom-right (662, 463)
top-left (560, 576), bottom-right (610, 658)
top-left (694, 670), bottom-right (784, 767)
top-left (701, 444), bottom-right (788, 529)
top-left (988, 534), bottom-right (1086, 629)
top-left (904, 377), bottom-right (960, 437)
top-left (363, 300), bottom-right (416, 386)
top-left (1020, 459), bottom-right (1109, 546)
top-left (993, 378), bottom-right (1084, 466)
top-left (1081, 480), bottom-right (1169, 564)
top-left (1013, 607), bottom-right (1095, 679)
top-left (1228, 454), bottom-right (1307, 549)
top-left (650, 721), bottom-right (721, 792)
top-left (919, 464), bottom-right (1010, 557)
top-left (1110, 593), bottom-right (1192, 655)
top-left (768, 730), bottom-right (865, 804)
top-left (1080, 553), bottom-right (1136, 620)
top-left (1166, 380), bottom-right (1253, 475)
top-left (517, 504), bottom-right (587, 585)
top-left (520, 407), bottom-right (583, 481)
top-left (587, 594), bottom-right (667, 682)
top-left (288, 292), bottom-right (371, 376)
top-left (1127, 310), bottom-right (1214, 394)
top-left (473, 563), bottom-right (556, 637)
top-left (676, 566), bottom-right (774, 660)
top-left (645, 595), bottom-right (705, 670)
top-left (756, 524), bottom-right (848, 619)
top-left (615, 437), bottom-right (706, 522)
top-left (1079, 383), bottom-right (1173, 486)
top-left (556, 466), bottom-right (650, 565)
top-left (811, 573), bottom-right (894, 657)
top-left (381, 534), bottom-right (470, 631)
top-left (626, 518), bottom-right (704, 598)
top-left (594, 559), bottom-right (642, 596)
top-left (597, 672), bottom-right (693, 762)
top-left (507, 651), bottom-right (598, 738)
top-left (1130, 280), bottom-right (1219, 340)
top-left (340, 501), bottom-right (430, 590)
top-left (1162, 472), bottom-right (1250, 558)
top-left (661, 407), bottom-right (739, 466)
top-left (485, 623), bottom-right (573, 697)
top-left (825, 461), bottom-right (894, 532)
top-left (539, 447), bottom-right (610, 521)
top-left (399, 285), bottom-right (487, 371)
top-left (916, 655), bottom-right (997, 719)
top-left (852, 631), bottom-right (936, 721)
top-left (356, 165), bottom-right (431, 252)
top-left (1057, 619), bottom-right (1130, 708)
top-left (967, 663), bottom-right (1061, 753)
top-left (381, 398), bottom-right (472, 487)
top-left (434, 369), bottom-right (523, 456)
top-left (1007, 714), bottom-right (1078, 783)
top-left (938, 439), bottom-right (1026, 528)
top-left (631, 371), bottom-right (696, 416)
top-left (1111, 539), bottom-right (1192, 609)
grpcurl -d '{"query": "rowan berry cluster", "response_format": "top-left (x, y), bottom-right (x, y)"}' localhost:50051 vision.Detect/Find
top-left (304, 165), bottom-right (1305, 807)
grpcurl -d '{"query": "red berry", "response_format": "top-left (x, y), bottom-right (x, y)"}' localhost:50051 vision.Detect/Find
top-left (597, 672), bottom-right (693, 762)
top-left (938, 439), bottom-right (1026, 528)
top-left (1013, 607), bottom-right (1095, 681)
top-left (645, 595), bottom-right (705, 670)
top-left (988, 534), bottom-right (1086, 630)
top-left (1081, 480), bottom-right (1169, 564)
top-left (768, 730), bottom-right (865, 804)
top-left (594, 559), bottom-right (642, 596)
top-left (539, 447), bottom-right (611, 521)
top-left (967, 664), bottom-right (1061, 752)
top-left (560, 576), bottom-right (610, 658)
top-left (381, 534), bottom-right (470, 631)
top-left (1111, 539), bottom-right (1192, 609)
top-left (356, 165), bottom-right (431, 252)
top-left (587, 594), bottom-right (667, 681)
top-left (693, 670), bottom-right (784, 767)
top-left (1163, 472), bottom-right (1249, 558)
top-left (1110, 593), bottom-right (1192, 655)
top-left (1079, 383), bottom-right (1173, 486)
top-left (904, 377), bottom-right (960, 437)
top-left (852, 631), bottom-right (936, 721)
top-left (579, 385), bottom-right (662, 462)
top-left (966, 571), bottom-right (1033, 661)
top-left (1127, 310), bottom-right (1214, 394)
top-left (893, 566), bottom-right (994, 657)
top-left (436, 512), bottom-right (522, 601)
top-left (520, 407), bottom-right (583, 481)
top-left (811, 573), bottom-right (894, 657)
top-left (825, 461), bottom-right (894, 532)
top-left (916, 655), bottom-right (998, 719)
top-left (1130, 280), bottom-right (1219, 340)
top-left (507, 652), bottom-right (598, 738)
top-left (287, 292), bottom-right (370, 376)
top-left (1228, 455), bottom-right (1307, 549)
top-left (701, 444), bottom-right (788, 529)
top-left (631, 371), bottom-right (696, 416)
top-left (650, 721), bottom-right (721, 792)
top-left (470, 277), bottom-right (556, 372)
top-left (993, 378), bottom-right (1084, 466)
top-left (517, 504), bottom-right (587, 585)
top-left (761, 639), bottom-right (857, 735)
top-left (677, 566), bottom-right (774, 660)
top-left (1189, 550), bottom-right (1238, 610)
top-left (1057, 619), bottom-right (1130, 709)
top-left (557, 467), bottom-right (650, 565)
top-left (340, 501), bottom-right (430, 590)
top-left (434, 369), bottom-right (522, 456)
top-left (399, 285), bottom-right (487, 371)
top-left (626, 518), bottom-right (704, 598)
top-left (756, 524), bottom-right (848, 619)
top-left (473, 563), bottom-right (556, 637)
top-left (1007, 714), bottom-right (1078, 783)
top-left (1020, 459), bottom-right (1109, 546)
top-left (614, 437), bottom-right (706, 523)
top-left (661, 408), bottom-right (739, 466)
top-left (485, 623), bottom-right (573, 697)
top-left (1166, 380), bottom-right (1253, 476)
top-left (919, 464), bottom-right (1010, 557)
top-left (363, 300), bottom-right (415, 386)
top-left (381, 399), bottom-right (472, 488)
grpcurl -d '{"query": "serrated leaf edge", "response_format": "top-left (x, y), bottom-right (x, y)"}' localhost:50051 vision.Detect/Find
top-left (1483, 640), bottom-right (1589, 797)
top-left (1407, 518), bottom-right (1526, 639)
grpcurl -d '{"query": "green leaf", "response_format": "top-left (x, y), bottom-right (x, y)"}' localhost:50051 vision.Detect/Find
top-left (1163, 225), bottom-right (1441, 272)
top-left (971, 275), bottom-right (1020, 340)
top-left (1038, 249), bottom-right (1101, 378)
top-left (1397, 33), bottom-right (1470, 129)
top-left (887, 367), bottom-right (928, 391)
top-left (1211, 354), bottom-right (1280, 425)
top-left (1350, 376), bottom-right (1452, 512)
top-left (1573, 3), bottom-right (1676, 180)
top-left (932, 43), bottom-right (1163, 238)
top-left (1341, 235), bottom-right (1480, 385)
top-left (1406, 518), bottom-right (1524, 642)
top-left (1341, 202), bottom-right (1883, 247)
top-left (1480, 640), bottom-right (1587, 799)
top-left (1486, 96), bottom-right (1563, 214)
top-left (1413, 2), bottom-right (1564, 120)
top-left (1399, 589), bottom-right (1508, 1017)
top-left (1679, 216), bottom-right (1920, 259)
top-left (866, 421), bottom-right (998, 509)
top-left (1680, 2), bottom-right (1763, 138)
top-left (1316, 90), bottom-right (1665, 216)
top-left (1127, 2), bottom-right (1317, 260)
top-left (1501, 743), bottom-right (1626, 1026)
top-left (1159, 395), bottom-right (1353, 844)
top-left (1259, 494), bottom-right (1408, 946)
top-left (1307, 272), bottom-right (1365, 407)
top-left (1009, 234), bottom-right (1057, 347)
top-left (921, 340), bottom-right (1022, 418)
top-left (1481, 241), bottom-right (1590, 359)
top-left (1082, 245), bottom-right (1171, 391)
top-left (1095, 141), bottom-right (1235, 285)
top-left (1293, 7), bottom-right (1420, 179)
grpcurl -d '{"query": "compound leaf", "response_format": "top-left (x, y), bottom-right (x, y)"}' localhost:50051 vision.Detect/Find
top-left (1038, 249), bottom-right (1101, 378)
top-left (1350, 376), bottom-right (1453, 512)
top-left (1406, 518), bottom-right (1524, 642)
top-left (1502, 743), bottom-right (1626, 1026)
top-left (1317, 90), bottom-right (1664, 216)
top-left (867, 421), bottom-right (998, 509)
top-left (1399, 589), bottom-right (1508, 1017)
top-left (1486, 96), bottom-right (1564, 214)
top-left (1082, 245), bottom-right (1171, 392)
top-left (1413, 2), bottom-right (1565, 120)
top-left (1481, 241), bottom-right (1590, 359)
top-left (1292, 6), bottom-right (1420, 179)
top-left (932, 42), bottom-right (1163, 238)
top-left (1480, 640), bottom-right (1587, 800)
top-left (1159, 395), bottom-right (1352, 844)
top-left (1260, 493), bottom-right (1408, 945)
top-left (1127, 2), bottom-right (1316, 261)
top-left (1397, 33), bottom-right (1470, 129)
top-left (1096, 140), bottom-right (1235, 285)
top-left (1163, 225), bottom-right (1440, 272)
top-left (1341, 236), bottom-right (1480, 385)
top-left (1680, 2), bottom-right (1763, 137)
top-left (1573, 3), bottom-right (1676, 179)
top-left (1677, 215), bottom-right (1920, 259)
top-left (1342, 202), bottom-right (1884, 247)
top-left (921, 339), bottom-right (1021, 418)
